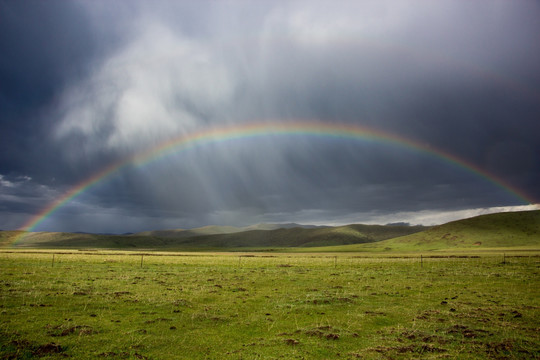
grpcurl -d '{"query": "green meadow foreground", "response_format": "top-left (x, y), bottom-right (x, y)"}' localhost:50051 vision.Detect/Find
top-left (0, 251), bottom-right (538, 359)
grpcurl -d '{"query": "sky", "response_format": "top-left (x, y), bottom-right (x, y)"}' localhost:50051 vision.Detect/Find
top-left (1, 0), bottom-right (539, 233)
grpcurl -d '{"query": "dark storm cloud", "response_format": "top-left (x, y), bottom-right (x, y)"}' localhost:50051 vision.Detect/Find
top-left (1, 0), bottom-right (539, 233)
top-left (0, 1), bottom-right (87, 157)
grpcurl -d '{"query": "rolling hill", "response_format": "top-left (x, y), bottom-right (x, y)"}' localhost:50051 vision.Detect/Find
top-left (161, 223), bottom-right (426, 248)
top-left (1, 210), bottom-right (538, 251)
top-left (135, 225), bottom-right (243, 238)
top-left (133, 223), bottom-right (327, 238)
top-left (2, 223), bottom-right (425, 250)
top-left (313, 210), bottom-right (540, 252)
top-left (386, 209), bottom-right (540, 249)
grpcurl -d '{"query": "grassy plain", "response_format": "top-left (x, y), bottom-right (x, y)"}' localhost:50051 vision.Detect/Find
top-left (1, 250), bottom-right (538, 359)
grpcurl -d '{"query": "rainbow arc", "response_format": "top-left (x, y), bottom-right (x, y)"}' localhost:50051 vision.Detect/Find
top-left (12, 120), bottom-right (534, 245)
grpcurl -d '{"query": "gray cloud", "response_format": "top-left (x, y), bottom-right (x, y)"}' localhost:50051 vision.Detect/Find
top-left (1, 0), bottom-right (539, 233)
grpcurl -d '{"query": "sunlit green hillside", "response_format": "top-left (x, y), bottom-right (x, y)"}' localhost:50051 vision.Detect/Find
top-left (312, 210), bottom-right (540, 252)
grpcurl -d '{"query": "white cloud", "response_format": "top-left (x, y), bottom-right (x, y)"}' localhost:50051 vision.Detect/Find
top-left (0, 174), bottom-right (15, 188)
top-left (55, 21), bottom-right (236, 157)
top-left (350, 205), bottom-right (540, 226)
top-left (0, 174), bottom-right (32, 189)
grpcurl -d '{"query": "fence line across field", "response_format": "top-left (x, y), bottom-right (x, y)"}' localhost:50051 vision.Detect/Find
top-left (1, 250), bottom-right (536, 270)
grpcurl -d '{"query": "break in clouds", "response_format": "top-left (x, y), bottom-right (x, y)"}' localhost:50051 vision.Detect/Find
top-left (1, 0), bottom-right (539, 233)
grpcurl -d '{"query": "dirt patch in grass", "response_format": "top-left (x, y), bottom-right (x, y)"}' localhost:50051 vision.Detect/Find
top-left (1, 337), bottom-right (66, 358)
top-left (231, 287), bottom-right (248, 292)
top-left (443, 324), bottom-right (493, 339)
top-left (414, 309), bottom-right (442, 320)
top-left (485, 339), bottom-right (539, 358)
top-left (172, 299), bottom-right (191, 307)
top-left (99, 351), bottom-right (149, 359)
top-left (46, 324), bottom-right (96, 337)
top-left (144, 318), bottom-right (172, 324)
top-left (364, 311), bottom-right (386, 316)
top-left (72, 291), bottom-right (90, 296)
top-left (370, 343), bottom-right (447, 355)
top-left (34, 343), bottom-right (65, 356)
top-left (284, 339), bottom-right (300, 346)
top-left (400, 330), bottom-right (448, 345)
top-left (302, 326), bottom-right (343, 340)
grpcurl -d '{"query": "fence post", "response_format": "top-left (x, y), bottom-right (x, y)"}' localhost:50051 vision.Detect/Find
top-left (140, 254), bottom-right (144, 268)
top-left (421, 254), bottom-right (423, 268)
top-left (52, 253), bottom-right (55, 268)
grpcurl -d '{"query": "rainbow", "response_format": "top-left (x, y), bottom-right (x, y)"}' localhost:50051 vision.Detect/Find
top-left (13, 120), bottom-right (534, 244)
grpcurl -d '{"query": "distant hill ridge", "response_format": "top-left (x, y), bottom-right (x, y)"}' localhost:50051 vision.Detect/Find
top-left (1, 210), bottom-right (538, 250)
top-left (162, 223), bottom-right (426, 248)
top-left (134, 223), bottom-right (328, 238)
top-left (1, 222), bottom-right (423, 249)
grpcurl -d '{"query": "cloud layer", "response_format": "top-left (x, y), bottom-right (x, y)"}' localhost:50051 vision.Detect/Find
top-left (1, 0), bottom-right (539, 233)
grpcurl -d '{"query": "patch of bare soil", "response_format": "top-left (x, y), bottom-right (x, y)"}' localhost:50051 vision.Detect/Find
top-left (284, 339), bottom-right (299, 346)
top-left (443, 324), bottom-right (492, 339)
top-left (370, 343), bottom-right (447, 355)
top-left (144, 318), bottom-right (172, 324)
top-left (99, 351), bottom-right (149, 359)
top-left (364, 311), bottom-right (386, 316)
top-left (485, 339), bottom-right (538, 359)
top-left (72, 291), bottom-right (89, 296)
top-left (304, 326), bottom-right (340, 340)
top-left (1, 338), bottom-right (66, 358)
top-left (46, 324), bottom-right (96, 337)
top-left (33, 343), bottom-right (65, 357)
top-left (400, 330), bottom-right (448, 345)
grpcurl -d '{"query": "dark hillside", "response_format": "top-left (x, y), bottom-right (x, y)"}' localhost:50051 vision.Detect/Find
top-left (3, 223), bottom-right (426, 249)
top-left (172, 224), bottom-right (427, 248)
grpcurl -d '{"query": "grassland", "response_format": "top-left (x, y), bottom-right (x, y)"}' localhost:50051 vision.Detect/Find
top-left (1, 250), bottom-right (538, 359)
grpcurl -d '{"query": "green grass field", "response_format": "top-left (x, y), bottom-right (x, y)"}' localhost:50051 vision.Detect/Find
top-left (1, 250), bottom-right (538, 359)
